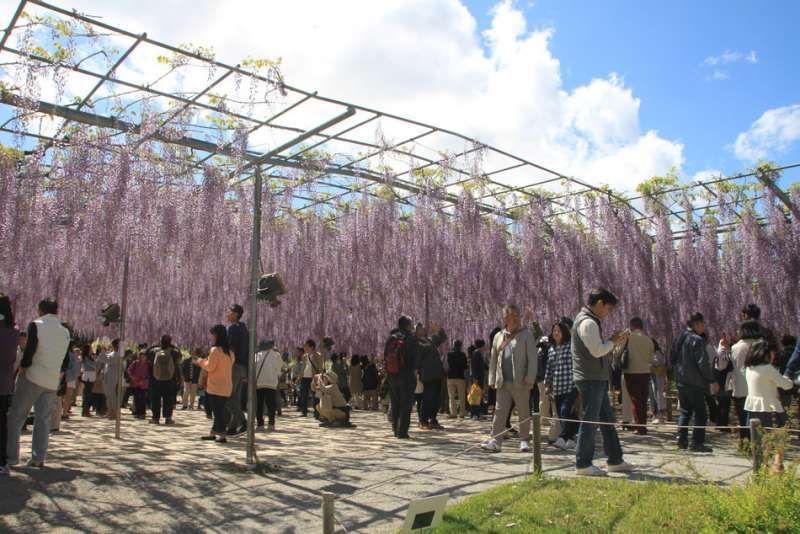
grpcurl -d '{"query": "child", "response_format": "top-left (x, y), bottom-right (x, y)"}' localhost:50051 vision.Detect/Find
top-left (467, 379), bottom-right (483, 420)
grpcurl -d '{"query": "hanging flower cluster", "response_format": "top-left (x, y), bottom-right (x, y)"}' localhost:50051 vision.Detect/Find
top-left (1, 144), bottom-right (798, 353)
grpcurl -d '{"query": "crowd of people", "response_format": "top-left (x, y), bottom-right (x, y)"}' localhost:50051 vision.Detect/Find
top-left (1, 289), bottom-right (799, 477)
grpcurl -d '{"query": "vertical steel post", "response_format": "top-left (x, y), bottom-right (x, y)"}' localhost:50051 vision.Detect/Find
top-left (246, 167), bottom-right (263, 465)
top-left (114, 252), bottom-right (129, 439)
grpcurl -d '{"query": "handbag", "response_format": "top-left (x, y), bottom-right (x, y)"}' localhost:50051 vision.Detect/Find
top-left (620, 340), bottom-right (630, 371)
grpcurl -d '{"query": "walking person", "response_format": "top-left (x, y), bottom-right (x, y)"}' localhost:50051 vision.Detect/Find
top-left (80, 344), bottom-right (97, 417)
top-left (720, 320), bottom-right (763, 448)
top-left (98, 339), bottom-right (123, 420)
top-left (446, 340), bottom-right (468, 419)
top-left (362, 356), bottom-right (380, 410)
top-left (0, 294), bottom-right (20, 475)
top-left (670, 312), bottom-right (717, 452)
top-left (193, 325), bottom-right (234, 443)
top-left (385, 315), bottom-right (422, 439)
top-left (225, 304), bottom-right (249, 435)
top-left (61, 345), bottom-right (80, 419)
top-left (6, 298), bottom-right (70, 468)
top-left (745, 338), bottom-right (794, 472)
top-left (417, 323), bottom-right (448, 431)
top-left (545, 318), bottom-right (578, 450)
top-left (299, 339), bottom-right (323, 417)
top-left (571, 288), bottom-right (633, 475)
top-left (254, 340), bottom-right (282, 431)
top-left (181, 349), bottom-right (201, 410)
top-left (127, 351), bottom-right (150, 419)
top-left (481, 304), bottom-right (537, 453)
top-left (621, 317), bottom-right (655, 435)
top-left (348, 354), bottom-right (364, 409)
top-left (148, 335), bottom-right (182, 425)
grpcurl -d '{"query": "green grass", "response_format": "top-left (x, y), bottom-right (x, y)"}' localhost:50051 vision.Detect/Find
top-left (425, 472), bottom-right (800, 533)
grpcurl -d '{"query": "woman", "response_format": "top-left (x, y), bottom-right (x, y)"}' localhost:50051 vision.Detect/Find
top-left (80, 344), bottom-right (98, 417)
top-left (193, 325), bottom-right (234, 443)
top-left (720, 320), bottom-right (762, 446)
top-left (745, 339), bottom-right (793, 472)
top-left (0, 294), bottom-right (20, 476)
top-left (127, 351), bottom-right (150, 419)
top-left (348, 354), bottom-right (363, 409)
top-left (59, 345), bottom-right (80, 420)
top-left (98, 339), bottom-right (123, 420)
top-left (544, 319), bottom-right (579, 450)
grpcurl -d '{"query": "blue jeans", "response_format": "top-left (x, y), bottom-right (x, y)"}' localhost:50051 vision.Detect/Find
top-left (6, 376), bottom-right (57, 465)
top-left (575, 380), bottom-right (623, 469)
top-left (677, 386), bottom-right (707, 446)
top-left (555, 389), bottom-right (579, 441)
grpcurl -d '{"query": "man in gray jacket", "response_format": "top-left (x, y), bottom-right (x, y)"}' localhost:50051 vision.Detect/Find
top-left (481, 304), bottom-right (537, 453)
top-left (572, 288), bottom-right (633, 476)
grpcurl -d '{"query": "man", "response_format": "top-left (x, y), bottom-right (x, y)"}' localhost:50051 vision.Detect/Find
top-left (225, 304), bottom-right (249, 435)
top-left (784, 337), bottom-right (800, 385)
top-left (385, 315), bottom-right (422, 439)
top-left (670, 312), bottom-right (716, 452)
top-left (299, 339), bottom-right (324, 417)
top-left (571, 288), bottom-right (633, 476)
top-left (290, 348), bottom-right (304, 407)
top-left (446, 340), bottom-right (468, 419)
top-left (6, 298), bottom-right (70, 468)
top-left (481, 304), bottom-right (537, 453)
top-left (147, 335), bottom-right (182, 425)
top-left (254, 340), bottom-right (283, 431)
top-left (313, 371), bottom-right (350, 427)
top-left (416, 323), bottom-right (448, 430)
top-left (621, 317), bottom-right (655, 435)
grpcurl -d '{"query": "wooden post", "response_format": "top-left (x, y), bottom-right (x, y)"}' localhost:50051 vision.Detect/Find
top-left (750, 418), bottom-right (762, 471)
top-left (532, 412), bottom-right (542, 476)
top-left (322, 492), bottom-right (335, 534)
top-left (114, 252), bottom-right (130, 440)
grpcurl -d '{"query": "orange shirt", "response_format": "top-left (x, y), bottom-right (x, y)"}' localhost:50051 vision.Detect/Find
top-left (196, 346), bottom-right (234, 397)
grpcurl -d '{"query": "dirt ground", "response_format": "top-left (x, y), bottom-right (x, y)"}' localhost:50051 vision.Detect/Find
top-left (0, 401), bottom-right (785, 533)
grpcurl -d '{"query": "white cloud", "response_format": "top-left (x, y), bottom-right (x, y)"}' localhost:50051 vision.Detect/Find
top-left (702, 49), bottom-right (758, 67)
top-left (0, 0), bottom-right (684, 191)
top-left (733, 104), bottom-right (800, 161)
top-left (709, 69), bottom-right (730, 81)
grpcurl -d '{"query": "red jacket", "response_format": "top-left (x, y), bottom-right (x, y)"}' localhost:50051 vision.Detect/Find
top-left (128, 359), bottom-right (150, 390)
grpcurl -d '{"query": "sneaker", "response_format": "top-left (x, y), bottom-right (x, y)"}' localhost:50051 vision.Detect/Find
top-left (553, 437), bottom-right (568, 450)
top-left (419, 423), bottom-right (432, 431)
top-left (519, 440), bottom-right (531, 453)
top-left (256, 425), bottom-right (264, 431)
top-left (607, 461), bottom-right (635, 473)
top-left (267, 424), bottom-right (275, 432)
top-left (200, 435), bottom-right (216, 441)
top-left (164, 419), bottom-right (176, 426)
top-left (506, 428), bottom-right (519, 438)
top-left (431, 422), bottom-right (445, 430)
top-left (564, 439), bottom-right (576, 450)
top-left (181, 406), bottom-right (188, 411)
top-left (481, 439), bottom-right (501, 453)
top-left (576, 465), bottom-right (606, 477)
top-left (216, 437), bottom-right (227, 443)
top-left (25, 459), bottom-right (44, 468)
top-left (689, 444), bottom-right (713, 453)
top-left (677, 441), bottom-right (688, 450)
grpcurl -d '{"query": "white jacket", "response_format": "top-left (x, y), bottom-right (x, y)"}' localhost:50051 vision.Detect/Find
top-left (744, 364), bottom-right (793, 413)
top-left (727, 339), bottom-right (755, 398)
top-left (24, 314), bottom-right (70, 391)
top-left (255, 349), bottom-right (283, 389)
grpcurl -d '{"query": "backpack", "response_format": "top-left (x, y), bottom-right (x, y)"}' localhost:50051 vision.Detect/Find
top-left (153, 348), bottom-right (175, 381)
top-left (384, 334), bottom-right (406, 376)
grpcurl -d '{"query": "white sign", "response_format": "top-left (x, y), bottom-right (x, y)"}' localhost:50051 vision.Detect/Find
top-left (400, 494), bottom-right (449, 532)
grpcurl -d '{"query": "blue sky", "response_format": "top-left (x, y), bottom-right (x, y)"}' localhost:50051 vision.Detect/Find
top-left (467, 0), bottom-right (800, 179)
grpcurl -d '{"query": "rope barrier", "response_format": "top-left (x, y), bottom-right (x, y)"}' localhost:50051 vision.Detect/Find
top-left (541, 415), bottom-right (800, 434)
